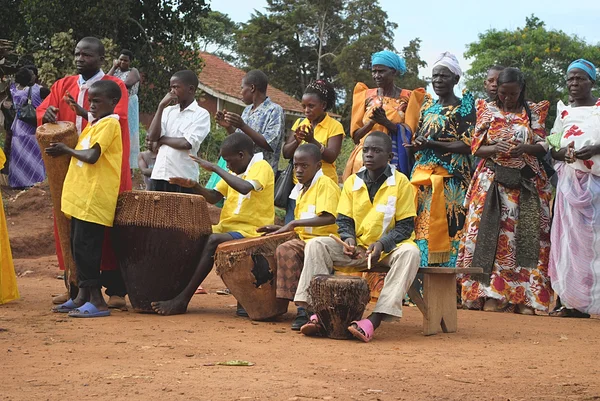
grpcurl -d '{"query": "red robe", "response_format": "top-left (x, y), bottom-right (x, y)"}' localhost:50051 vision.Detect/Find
top-left (37, 74), bottom-right (132, 272)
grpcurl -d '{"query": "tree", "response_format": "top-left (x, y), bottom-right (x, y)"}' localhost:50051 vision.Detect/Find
top-left (196, 11), bottom-right (239, 63)
top-left (464, 15), bottom-right (600, 121)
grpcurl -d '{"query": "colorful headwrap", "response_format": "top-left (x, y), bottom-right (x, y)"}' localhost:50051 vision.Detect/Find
top-left (567, 59), bottom-right (597, 81)
top-left (371, 51), bottom-right (407, 75)
top-left (433, 52), bottom-right (462, 77)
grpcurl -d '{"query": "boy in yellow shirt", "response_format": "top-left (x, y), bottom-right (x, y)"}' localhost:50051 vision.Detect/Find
top-left (46, 80), bottom-right (123, 318)
top-left (294, 132), bottom-right (420, 342)
top-left (258, 143), bottom-right (341, 330)
top-left (151, 132), bottom-right (274, 315)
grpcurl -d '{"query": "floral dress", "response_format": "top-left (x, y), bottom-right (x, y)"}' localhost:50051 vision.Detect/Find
top-left (411, 92), bottom-right (475, 267)
top-left (458, 99), bottom-right (553, 312)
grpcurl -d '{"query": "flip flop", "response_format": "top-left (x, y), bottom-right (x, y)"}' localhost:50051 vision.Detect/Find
top-left (348, 319), bottom-right (374, 343)
top-left (52, 299), bottom-right (77, 313)
top-left (194, 286), bottom-right (208, 295)
top-left (549, 306), bottom-right (590, 318)
top-left (216, 288), bottom-right (231, 295)
top-left (300, 314), bottom-right (322, 337)
top-left (68, 302), bottom-right (111, 318)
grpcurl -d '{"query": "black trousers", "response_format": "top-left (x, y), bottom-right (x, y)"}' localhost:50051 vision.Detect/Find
top-left (150, 179), bottom-right (194, 194)
top-left (70, 217), bottom-right (105, 288)
top-left (101, 270), bottom-right (127, 297)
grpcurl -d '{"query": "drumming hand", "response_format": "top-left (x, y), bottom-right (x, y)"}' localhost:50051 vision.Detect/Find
top-left (63, 93), bottom-right (87, 118)
top-left (343, 238), bottom-right (358, 258)
top-left (168, 177), bottom-right (196, 188)
top-left (42, 106), bottom-right (59, 123)
top-left (223, 111), bottom-right (246, 129)
top-left (575, 144), bottom-right (600, 160)
top-left (270, 222), bottom-right (296, 235)
top-left (189, 155), bottom-right (216, 172)
top-left (45, 142), bottom-right (71, 157)
top-left (366, 241), bottom-right (384, 264)
top-left (257, 225), bottom-right (282, 235)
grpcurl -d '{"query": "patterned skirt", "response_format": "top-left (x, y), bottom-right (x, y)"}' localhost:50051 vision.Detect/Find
top-left (9, 131), bottom-right (45, 188)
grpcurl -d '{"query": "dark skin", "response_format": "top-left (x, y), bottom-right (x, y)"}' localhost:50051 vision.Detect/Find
top-left (108, 54), bottom-right (140, 89)
top-left (484, 69), bottom-right (501, 99)
top-left (150, 149), bottom-right (256, 315)
top-left (146, 77), bottom-right (194, 151)
top-left (282, 93), bottom-right (343, 164)
top-left (258, 151), bottom-right (335, 236)
top-left (138, 139), bottom-right (157, 179)
top-left (42, 39), bottom-right (104, 124)
top-left (352, 64), bottom-right (402, 144)
top-left (476, 81), bottom-right (546, 159)
top-left (215, 78), bottom-right (272, 151)
top-left (552, 68), bottom-right (600, 162)
top-left (406, 65), bottom-right (470, 155)
top-left (45, 88), bottom-right (119, 311)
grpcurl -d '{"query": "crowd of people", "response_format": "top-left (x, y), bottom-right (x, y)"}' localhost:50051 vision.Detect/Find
top-left (0, 36), bottom-right (598, 343)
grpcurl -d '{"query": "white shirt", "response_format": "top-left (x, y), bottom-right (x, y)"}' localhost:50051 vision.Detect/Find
top-left (151, 100), bottom-right (210, 181)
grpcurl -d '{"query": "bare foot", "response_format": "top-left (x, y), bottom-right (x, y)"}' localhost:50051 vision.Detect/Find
top-left (151, 298), bottom-right (188, 315)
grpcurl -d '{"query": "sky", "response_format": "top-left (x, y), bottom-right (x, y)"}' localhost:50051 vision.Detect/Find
top-left (210, 0), bottom-right (599, 81)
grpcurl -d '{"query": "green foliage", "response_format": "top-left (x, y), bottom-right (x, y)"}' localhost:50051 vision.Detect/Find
top-left (197, 11), bottom-right (239, 63)
top-left (464, 15), bottom-right (600, 121)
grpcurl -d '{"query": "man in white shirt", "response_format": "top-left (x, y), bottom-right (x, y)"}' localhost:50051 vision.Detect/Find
top-left (147, 70), bottom-right (210, 192)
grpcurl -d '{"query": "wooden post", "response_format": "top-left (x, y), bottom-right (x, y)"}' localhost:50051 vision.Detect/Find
top-left (422, 273), bottom-right (458, 336)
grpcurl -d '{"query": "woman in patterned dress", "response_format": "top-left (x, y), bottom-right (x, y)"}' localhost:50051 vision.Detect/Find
top-left (458, 67), bottom-right (553, 314)
top-left (409, 52), bottom-right (475, 268)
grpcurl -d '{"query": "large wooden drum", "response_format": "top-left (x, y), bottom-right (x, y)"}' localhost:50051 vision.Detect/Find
top-left (308, 275), bottom-right (371, 339)
top-left (36, 122), bottom-right (79, 292)
top-left (112, 191), bottom-right (212, 312)
top-left (215, 232), bottom-right (295, 321)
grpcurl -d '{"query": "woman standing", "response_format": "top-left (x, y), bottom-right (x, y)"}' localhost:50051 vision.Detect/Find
top-left (458, 67), bottom-right (553, 315)
top-left (343, 50), bottom-right (425, 180)
top-left (548, 59), bottom-right (600, 318)
top-left (0, 147), bottom-right (19, 304)
top-left (109, 49), bottom-right (140, 171)
top-left (8, 67), bottom-right (45, 188)
top-left (409, 52), bottom-right (475, 268)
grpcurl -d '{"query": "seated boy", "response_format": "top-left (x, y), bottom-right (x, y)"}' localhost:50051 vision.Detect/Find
top-left (258, 143), bottom-right (341, 330)
top-left (151, 132), bottom-right (274, 315)
top-left (294, 132), bottom-right (420, 342)
top-left (138, 138), bottom-right (157, 190)
top-left (147, 70), bottom-right (210, 193)
top-left (47, 80), bottom-right (123, 317)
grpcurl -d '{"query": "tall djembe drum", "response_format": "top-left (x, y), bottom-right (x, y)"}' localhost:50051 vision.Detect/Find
top-left (112, 191), bottom-right (212, 312)
top-left (36, 122), bottom-right (79, 294)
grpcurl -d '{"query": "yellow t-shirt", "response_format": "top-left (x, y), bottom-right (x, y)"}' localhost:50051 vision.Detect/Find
top-left (213, 154), bottom-right (274, 238)
top-left (61, 115), bottom-right (122, 227)
top-left (337, 167), bottom-right (417, 258)
top-left (291, 170), bottom-right (340, 241)
top-left (291, 113), bottom-right (344, 184)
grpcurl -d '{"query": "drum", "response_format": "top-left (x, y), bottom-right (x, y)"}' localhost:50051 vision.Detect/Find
top-left (215, 232), bottom-right (296, 321)
top-left (308, 275), bottom-right (371, 339)
top-left (112, 191), bottom-right (212, 312)
top-left (36, 122), bottom-right (79, 292)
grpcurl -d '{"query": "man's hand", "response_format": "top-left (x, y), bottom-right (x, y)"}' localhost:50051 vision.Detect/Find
top-left (215, 110), bottom-right (231, 129)
top-left (42, 106), bottom-right (59, 124)
top-left (63, 92), bottom-right (87, 118)
top-left (168, 177), bottom-right (196, 188)
top-left (257, 225), bottom-right (282, 235)
top-left (575, 144), bottom-right (600, 160)
top-left (343, 237), bottom-right (363, 259)
top-left (366, 241), bottom-right (384, 264)
top-left (159, 92), bottom-right (178, 108)
top-left (189, 154), bottom-right (216, 172)
top-left (223, 111), bottom-right (246, 129)
top-left (45, 142), bottom-right (71, 157)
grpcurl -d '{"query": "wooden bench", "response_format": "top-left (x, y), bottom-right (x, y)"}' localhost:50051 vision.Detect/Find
top-left (338, 266), bottom-right (484, 336)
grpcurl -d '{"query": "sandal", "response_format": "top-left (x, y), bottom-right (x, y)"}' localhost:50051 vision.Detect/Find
top-left (300, 314), bottom-right (322, 337)
top-left (549, 306), bottom-right (590, 318)
top-left (194, 285), bottom-right (208, 295)
top-left (348, 319), bottom-right (374, 343)
top-left (216, 288), bottom-right (231, 296)
top-left (52, 299), bottom-right (77, 313)
top-left (68, 302), bottom-right (111, 318)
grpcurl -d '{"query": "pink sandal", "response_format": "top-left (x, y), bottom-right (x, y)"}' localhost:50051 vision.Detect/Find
top-left (348, 319), bottom-right (374, 343)
top-left (300, 314), bottom-right (322, 337)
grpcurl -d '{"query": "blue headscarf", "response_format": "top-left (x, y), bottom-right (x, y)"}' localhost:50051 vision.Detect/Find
top-left (371, 51), bottom-right (407, 75)
top-left (567, 59), bottom-right (597, 81)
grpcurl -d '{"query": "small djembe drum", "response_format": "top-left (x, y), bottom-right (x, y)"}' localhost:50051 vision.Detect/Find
top-left (215, 232), bottom-right (295, 321)
top-left (36, 121), bottom-right (79, 293)
top-left (308, 275), bottom-right (371, 339)
top-left (112, 191), bottom-right (212, 312)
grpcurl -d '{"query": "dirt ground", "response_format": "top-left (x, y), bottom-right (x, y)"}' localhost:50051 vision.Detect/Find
top-left (2, 185), bottom-right (600, 401)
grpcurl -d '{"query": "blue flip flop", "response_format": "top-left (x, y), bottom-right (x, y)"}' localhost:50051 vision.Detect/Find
top-left (68, 302), bottom-right (111, 318)
top-left (52, 299), bottom-right (78, 313)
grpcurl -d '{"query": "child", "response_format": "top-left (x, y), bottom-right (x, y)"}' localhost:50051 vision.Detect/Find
top-left (258, 143), bottom-right (341, 330)
top-left (48, 80), bottom-right (123, 318)
top-left (294, 132), bottom-right (420, 342)
top-left (138, 138), bottom-right (157, 190)
top-left (147, 70), bottom-right (210, 193)
top-left (0, 148), bottom-right (19, 304)
top-left (151, 132), bottom-right (274, 316)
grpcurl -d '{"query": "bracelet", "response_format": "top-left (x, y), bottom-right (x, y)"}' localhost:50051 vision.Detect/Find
top-left (320, 144), bottom-right (325, 153)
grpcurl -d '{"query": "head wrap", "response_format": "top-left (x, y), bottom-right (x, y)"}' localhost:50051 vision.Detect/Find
top-left (371, 51), bottom-right (407, 75)
top-left (567, 59), bottom-right (597, 81)
top-left (433, 52), bottom-right (462, 77)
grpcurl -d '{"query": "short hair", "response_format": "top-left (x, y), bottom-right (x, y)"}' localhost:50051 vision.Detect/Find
top-left (243, 70), bottom-right (268, 93)
top-left (366, 131), bottom-right (392, 152)
top-left (488, 65), bottom-right (505, 74)
top-left (120, 49), bottom-right (134, 61)
top-left (15, 67), bottom-right (33, 87)
top-left (172, 70), bottom-right (199, 89)
top-left (295, 143), bottom-right (322, 162)
top-left (79, 36), bottom-right (105, 56)
top-left (90, 80), bottom-right (122, 103)
top-left (304, 80), bottom-right (336, 111)
top-left (24, 64), bottom-right (38, 77)
top-left (221, 132), bottom-right (254, 155)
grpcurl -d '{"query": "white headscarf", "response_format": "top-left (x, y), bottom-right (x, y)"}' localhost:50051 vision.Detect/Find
top-left (433, 52), bottom-right (462, 77)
